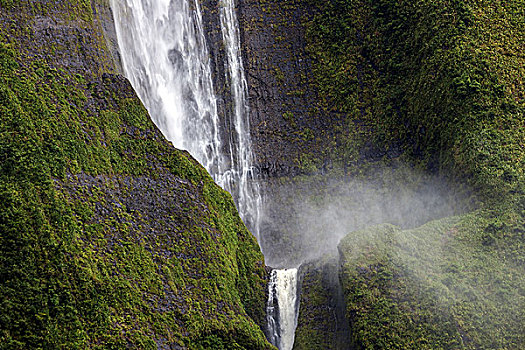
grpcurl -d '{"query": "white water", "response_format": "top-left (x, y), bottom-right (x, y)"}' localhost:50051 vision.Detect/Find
top-left (218, 0), bottom-right (262, 240)
top-left (110, 0), bottom-right (261, 239)
top-left (110, 0), bottom-right (222, 174)
top-left (266, 269), bottom-right (299, 350)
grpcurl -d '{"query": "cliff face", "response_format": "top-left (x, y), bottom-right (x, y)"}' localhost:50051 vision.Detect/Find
top-left (237, 0), bottom-right (524, 348)
top-left (239, 0), bottom-right (524, 196)
top-left (0, 1), bottom-right (272, 349)
top-left (238, 0), bottom-right (335, 178)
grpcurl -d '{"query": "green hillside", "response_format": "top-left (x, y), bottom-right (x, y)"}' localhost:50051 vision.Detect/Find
top-left (0, 1), bottom-right (272, 349)
top-left (339, 217), bottom-right (524, 349)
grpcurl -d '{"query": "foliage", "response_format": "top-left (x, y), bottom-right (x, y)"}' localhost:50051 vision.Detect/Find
top-left (303, 0), bottom-right (524, 203)
top-left (293, 256), bottom-right (349, 350)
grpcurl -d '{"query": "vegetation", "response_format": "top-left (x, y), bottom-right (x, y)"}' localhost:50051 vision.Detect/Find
top-left (303, 0), bottom-right (524, 202)
top-left (339, 215), bottom-right (524, 349)
top-left (293, 257), bottom-right (349, 350)
top-left (290, 0), bottom-right (524, 348)
top-left (0, 1), bottom-right (272, 349)
top-left (1, 0), bottom-right (523, 348)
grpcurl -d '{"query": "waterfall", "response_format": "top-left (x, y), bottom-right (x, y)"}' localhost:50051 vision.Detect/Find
top-left (266, 269), bottom-right (299, 350)
top-left (109, 0), bottom-right (261, 239)
top-left (218, 0), bottom-right (262, 240)
top-left (110, 0), bottom-right (293, 347)
top-left (110, 0), bottom-right (222, 175)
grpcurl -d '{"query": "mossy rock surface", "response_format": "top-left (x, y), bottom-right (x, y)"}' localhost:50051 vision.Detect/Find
top-left (0, 1), bottom-right (272, 349)
top-left (240, 0), bottom-right (524, 197)
top-left (293, 256), bottom-right (350, 350)
top-left (301, 0), bottom-right (524, 200)
top-left (238, 1), bottom-right (524, 347)
top-left (338, 211), bottom-right (524, 350)
top-left (239, 0), bottom-right (523, 300)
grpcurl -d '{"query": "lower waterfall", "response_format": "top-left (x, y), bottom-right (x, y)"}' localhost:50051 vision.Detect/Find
top-left (266, 269), bottom-right (299, 350)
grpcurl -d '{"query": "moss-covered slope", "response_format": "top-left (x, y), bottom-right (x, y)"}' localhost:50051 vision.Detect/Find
top-left (0, 1), bottom-right (272, 349)
top-left (339, 214), bottom-right (524, 350)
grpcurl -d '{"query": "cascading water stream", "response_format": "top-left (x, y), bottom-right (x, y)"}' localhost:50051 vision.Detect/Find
top-left (218, 0), bottom-right (262, 240)
top-left (110, 0), bottom-right (294, 348)
top-left (110, 0), bottom-right (222, 174)
top-left (266, 269), bottom-right (300, 350)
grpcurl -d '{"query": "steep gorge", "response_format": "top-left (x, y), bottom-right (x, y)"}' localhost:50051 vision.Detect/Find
top-left (0, 0), bottom-right (523, 349)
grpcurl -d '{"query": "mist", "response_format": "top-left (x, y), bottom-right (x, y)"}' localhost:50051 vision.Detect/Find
top-left (261, 164), bottom-right (523, 348)
top-left (259, 165), bottom-right (475, 268)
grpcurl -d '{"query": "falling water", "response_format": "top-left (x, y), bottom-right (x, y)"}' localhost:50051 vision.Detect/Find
top-left (218, 0), bottom-right (262, 240)
top-left (110, 0), bottom-right (222, 174)
top-left (266, 269), bottom-right (299, 350)
top-left (110, 0), bottom-right (261, 239)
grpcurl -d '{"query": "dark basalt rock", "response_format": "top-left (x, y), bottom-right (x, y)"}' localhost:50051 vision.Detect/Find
top-left (238, 0), bottom-right (320, 178)
top-left (294, 257), bottom-right (351, 350)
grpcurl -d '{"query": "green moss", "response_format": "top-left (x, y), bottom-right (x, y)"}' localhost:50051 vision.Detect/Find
top-left (293, 257), bottom-right (349, 350)
top-left (303, 0), bottom-right (524, 202)
top-left (0, 2), bottom-right (272, 349)
top-left (339, 210), bottom-right (524, 349)
top-left (292, 7), bottom-right (525, 344)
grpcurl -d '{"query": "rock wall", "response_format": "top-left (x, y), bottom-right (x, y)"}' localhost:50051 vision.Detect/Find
top-left (237, 0), bottom-right (524, 194)
top-left (0, 1), bottom-right (272, 348)
top-left (293, 257), bottom-right (350, 350)
top-left (238, 0), bottom-right (342, 178)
